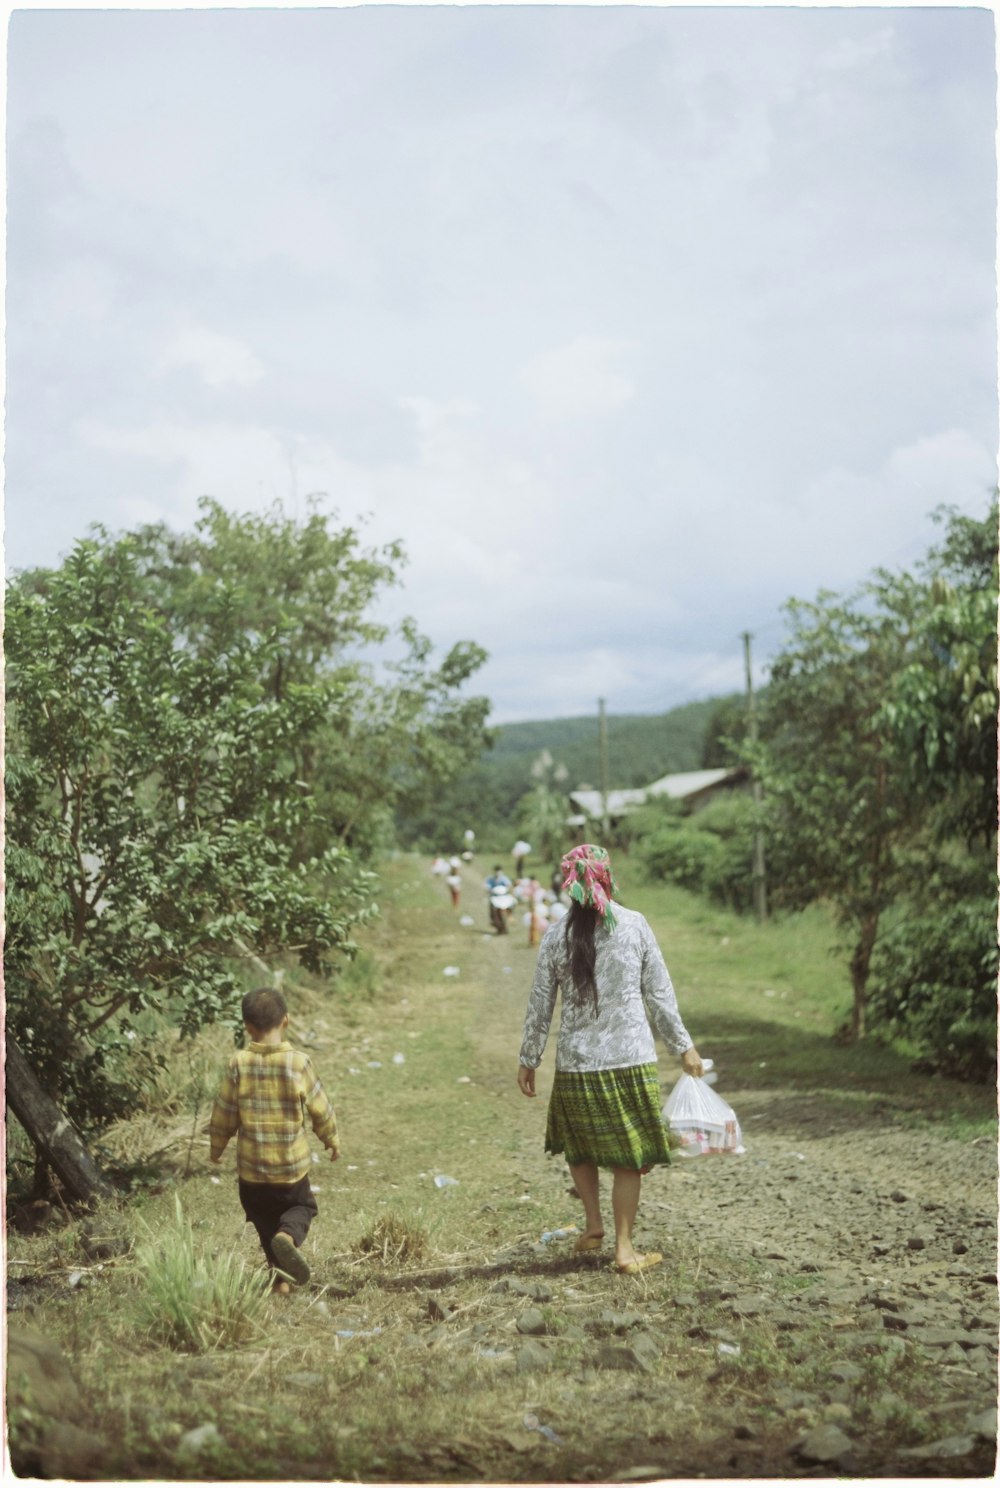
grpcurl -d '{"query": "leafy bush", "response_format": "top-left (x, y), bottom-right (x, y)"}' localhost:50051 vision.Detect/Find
top-left (869, 894), bottom-right (998, 1082)
top-left (638, 820), bottom-right (724, 892)
top-left (634, 795), bottom-right (757, 912)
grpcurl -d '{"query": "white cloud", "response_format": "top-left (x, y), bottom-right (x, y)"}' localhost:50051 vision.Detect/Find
top-left (71, 399), bottom-right (995, 725)
top-left (520, 336), bottom-right (637, 422)
top-left (821, 27), bottom-right (895, 73)
top-left (155, 325), bottom-right (265, 389)
top-left (74, 417), bottom-right (305, 529)
top-left (883, 428), bottom-right (997, 505)
top-left (736, 429), bottom-right (998, 597)
top-left (46, 258), bottom-right (115, 325)
top-left (8, 8), bottom-right (997, 723)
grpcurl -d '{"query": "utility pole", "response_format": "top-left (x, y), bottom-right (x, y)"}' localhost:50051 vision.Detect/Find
top-left (598, 697), bottom-right (611, 839)
top-left (742, 632), bottom-right (768, 923)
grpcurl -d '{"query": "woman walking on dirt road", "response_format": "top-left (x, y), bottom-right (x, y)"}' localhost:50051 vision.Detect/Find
top-left (517, 843), bottom-right (703, 1275)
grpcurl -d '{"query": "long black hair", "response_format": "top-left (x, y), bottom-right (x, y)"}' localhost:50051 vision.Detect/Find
top-left (564, 900), bottom-right (601, 1014)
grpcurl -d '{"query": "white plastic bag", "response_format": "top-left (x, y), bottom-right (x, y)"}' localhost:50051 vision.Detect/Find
top-left (663, 1072), bottom-right (744, 1156)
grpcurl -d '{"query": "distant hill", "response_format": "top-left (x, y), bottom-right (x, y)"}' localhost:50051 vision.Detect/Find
top-left (491, 698), bottom-right (735, 791)
top-left (398, 694), bottom-right (745, 848)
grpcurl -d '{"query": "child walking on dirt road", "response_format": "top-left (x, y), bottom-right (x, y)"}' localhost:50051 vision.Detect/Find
top-left (209, 987), bottom-right (340, 1294)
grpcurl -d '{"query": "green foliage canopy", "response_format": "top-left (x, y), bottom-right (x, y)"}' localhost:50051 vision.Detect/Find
top-left (876, 505), bottom-right (998, 849)
top-left (130, 499), bottom-right (492, 859)
top-left (6, 534), bottom-right (378, 1125)
top-left (752, 500), bottom-right (998, 1053)
top-left (6, 504), bottom-right (490, 1129)
top-left (633, 793), bottom-right (758, 912)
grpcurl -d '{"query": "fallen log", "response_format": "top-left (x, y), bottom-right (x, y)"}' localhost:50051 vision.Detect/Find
top-left (5, 1036), bottom-right (116, 1204)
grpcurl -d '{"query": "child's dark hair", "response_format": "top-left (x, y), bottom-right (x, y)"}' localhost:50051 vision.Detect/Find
top-left (242, 986), bottom-right (288, 1032)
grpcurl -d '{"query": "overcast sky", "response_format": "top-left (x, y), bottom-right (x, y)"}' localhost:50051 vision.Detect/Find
top-left (6, 4), bottom-right (998, 724)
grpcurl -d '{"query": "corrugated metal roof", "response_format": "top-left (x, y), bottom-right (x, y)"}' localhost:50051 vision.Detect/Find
top-left (646, 768), bottom-right (738, 798)
top-left (568, 787), bottom-right (647, 819)
top-left (569, 767), bottom-right (744, 820)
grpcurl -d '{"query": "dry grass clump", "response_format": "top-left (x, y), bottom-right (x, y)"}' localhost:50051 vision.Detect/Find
top-left (355, 1210), bottom-right (431, 1266)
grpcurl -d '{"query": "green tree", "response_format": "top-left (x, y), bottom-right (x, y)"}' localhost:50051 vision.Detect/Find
top-left (314, 621), bottom-right (491, 858)
top-left (868, 880), bottom-right (997, 1082)
top-left (6, 534), bottom-right (379, 1130)
top-left (755, 499), bottom-right (998, 1050)
top-left (754, 593), bottom-right (921, 1039)
top-left (5, 498), bottom-right (492, 1134)
top-left (130, 498), bottom-right (491, 859)
top-left (700, 693), bottom-right (748, 768)
top-left (131, 496), bottom-right (403, 702)
top-left (516, 751), bottom-right (573, 869)
top-left (878, 503), bottom-right (998, 848)
top-left (866, 502), bottom-right (998, 1078)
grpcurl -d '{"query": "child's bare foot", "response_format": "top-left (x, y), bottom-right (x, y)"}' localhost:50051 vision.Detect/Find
top-left (573, 1230), bottom-right (605, 1253)
top-left (271, 1231), bottom-right (311, 1286)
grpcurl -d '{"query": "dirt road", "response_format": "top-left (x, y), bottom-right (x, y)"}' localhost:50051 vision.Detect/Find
top-left (9, 864), bottom-right (996, 1481)
top-left (460, 879), bottom-right (996, 1278)
top-left (443, 871), bottom-right (998, 1476)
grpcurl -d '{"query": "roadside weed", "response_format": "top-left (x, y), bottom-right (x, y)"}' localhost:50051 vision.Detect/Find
top-left (355, 1209), bottom-right (432, 1265)
top-left (135, 1196), bottom-right (270, 1351)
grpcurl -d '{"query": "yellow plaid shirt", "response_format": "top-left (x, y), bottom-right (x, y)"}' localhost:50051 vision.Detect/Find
top-left (209, 1041), bottom-right (339, 1184)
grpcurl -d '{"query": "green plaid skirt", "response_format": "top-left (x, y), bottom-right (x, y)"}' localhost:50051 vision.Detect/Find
top-left (545, 1064), bottom-right (671, 1171)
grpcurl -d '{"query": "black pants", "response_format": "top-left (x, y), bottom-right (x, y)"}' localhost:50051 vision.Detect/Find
top-left (238, 1175), bottom-right (318, 1270)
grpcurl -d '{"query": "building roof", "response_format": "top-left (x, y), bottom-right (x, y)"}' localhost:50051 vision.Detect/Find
top-left (569, 767), bottom-right (745, 822)
top-left (568, 786), bottom-right (648, 820)
top-left (645, 768), bottom-right (742, 799)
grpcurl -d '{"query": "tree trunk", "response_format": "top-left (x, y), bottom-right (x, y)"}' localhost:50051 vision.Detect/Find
top-left (5, 1036), bottom-right (116, 1204)
top-left (849, 913), bottom-right (880, 1040)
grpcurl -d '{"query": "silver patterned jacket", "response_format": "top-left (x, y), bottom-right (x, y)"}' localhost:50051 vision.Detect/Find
top-left (518, 902), bottom-right (694, 1073)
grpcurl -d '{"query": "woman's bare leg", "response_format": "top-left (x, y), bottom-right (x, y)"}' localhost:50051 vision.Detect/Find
top-left (611, 1167), bottom-right (643, 1267)
top-left (568, 1161), bottom-right (603, 1240)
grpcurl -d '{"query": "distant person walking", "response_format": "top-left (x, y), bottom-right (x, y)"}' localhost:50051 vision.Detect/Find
top-left (485, 864), bottom-right (514, 935)
top-left (210, 987), bottom-right (340, 1293)
top-left (526, 894), bottom-right (548, 947)
top-left (512, 839), bottom-right (531, 877)
top-left (445, 866), bottom-right (462, 908)
top-left (517, 844), bottom-right (703, 1275)
top-left (485, 864), bottom-right (512, 894)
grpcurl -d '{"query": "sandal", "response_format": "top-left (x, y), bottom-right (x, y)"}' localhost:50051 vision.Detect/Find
top-left (271, 1232), bottom-right (311, 1286)
top-left (616, 1251), bottom-right (662, 1276)
top-left (573, 1235), bottom-right (604, 1254)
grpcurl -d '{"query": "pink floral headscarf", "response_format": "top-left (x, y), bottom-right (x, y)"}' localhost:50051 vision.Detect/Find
top-left (560, 843), bottom-right (619, 930)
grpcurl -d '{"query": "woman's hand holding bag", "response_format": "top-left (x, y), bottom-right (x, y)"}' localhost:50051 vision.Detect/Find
top-left (663, 1062), bottom-right (744, 1156)
top-left (680, 1046), bottom-right (704, 1077)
